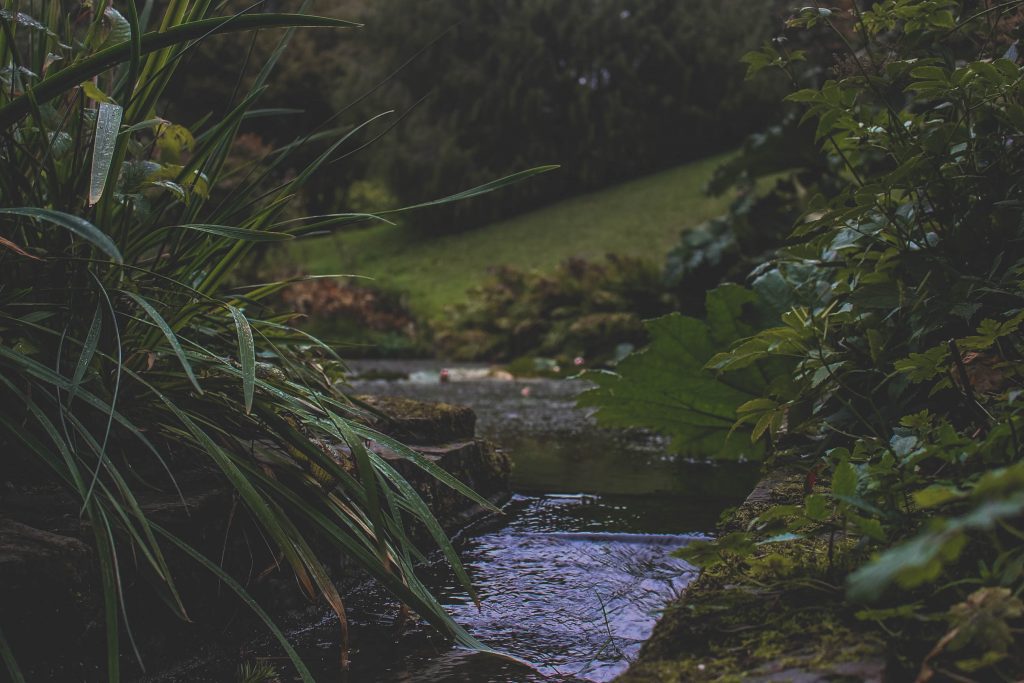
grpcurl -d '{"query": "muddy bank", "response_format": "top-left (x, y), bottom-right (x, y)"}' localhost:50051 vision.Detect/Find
top-left (616, 472), bottom-right (888, 683)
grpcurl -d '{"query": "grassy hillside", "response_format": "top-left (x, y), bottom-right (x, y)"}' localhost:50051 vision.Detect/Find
top-left (271, 153), bottom-right (738, 318)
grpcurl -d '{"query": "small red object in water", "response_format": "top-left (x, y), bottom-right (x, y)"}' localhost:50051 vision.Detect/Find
top-left (520, 386), bottom-right (531, 397)
top-left (573, 356), bottom-right (584, 367)
top-left (439, 368), bottom-right (450, 383)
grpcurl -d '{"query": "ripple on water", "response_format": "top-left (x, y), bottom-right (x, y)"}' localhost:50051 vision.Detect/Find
top-left (417, 494), bottom-right (702, 682)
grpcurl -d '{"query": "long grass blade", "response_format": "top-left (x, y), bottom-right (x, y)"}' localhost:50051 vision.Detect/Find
top-left (0, 623), bottom-right (26, 683)
top-left (391, 165), bottom-right (560, 212)
top-left (123, 0), bottom-right (143, 95)
top-left (0, 208), bottom-right (122, 263)
top-left (0, 235), bottom-right (40, 259)
top-left (153, 525), bottom-right (315, 683)
top-left (80, 273), bottom-right (123, 512)
top-left (69, 303), bottom-right (103, 401)
top-left (123, 291), bottom-right (202, 393)
top-left (88, 102), bottom-right (123, 206)
top-left (227, 305), bottom-right (255, 413)
top-left (169, 223), bottom-right (293, 241)
top-left (93, 517), bottom-right (121, 683)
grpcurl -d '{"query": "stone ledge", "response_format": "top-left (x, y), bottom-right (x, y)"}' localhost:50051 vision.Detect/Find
top-left (616, 472), bottom-right (888, 683)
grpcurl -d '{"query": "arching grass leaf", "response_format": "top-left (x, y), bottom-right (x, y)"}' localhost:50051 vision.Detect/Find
top-left (228, 305), bottom-right (256, 413)
top-left (0, 208), bottom-right (122, 262)
top-left (171, 223), bottom-right (293, 242)
top-left (123, 292), bottom-right (202, 393)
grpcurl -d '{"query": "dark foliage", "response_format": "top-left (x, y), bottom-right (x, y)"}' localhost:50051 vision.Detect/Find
top-left (586, 1), bottom-right (1024, 678)
top-left (169, 0), bottom-right (789, 232)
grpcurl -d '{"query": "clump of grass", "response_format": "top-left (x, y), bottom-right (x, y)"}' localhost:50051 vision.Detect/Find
top-left (0, 2), bottom-right (545, 679)
top-left (238, 660), bottom-right (280, 683)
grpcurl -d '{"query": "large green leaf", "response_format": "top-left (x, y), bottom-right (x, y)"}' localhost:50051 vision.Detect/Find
top-left (577, 284), bottom-right (786, 460)
top-left (847, 493), bottom-right (1024, 602)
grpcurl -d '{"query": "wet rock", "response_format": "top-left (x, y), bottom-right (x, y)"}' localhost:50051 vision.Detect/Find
top-left (356, 393), bottom-right (511, 533)
top-left (375, 439), bottom-right (511, 531)
top-left (357, 394), bottom-right (477, 445)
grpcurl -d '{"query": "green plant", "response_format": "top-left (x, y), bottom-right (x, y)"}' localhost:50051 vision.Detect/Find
top-left (237, 660), bottom-right (280, 683)
top-left (663, 115), bottom-right (840, 311)
top-left (0, 2), bottom-right (549, 679)
top-left (434, 255), bottom-right (672, 363)
top-left (578, 283), bottom-right (793, 459)
top-left (280, 277), bottom-right (426, 358)
top-left (589, 1), bottom-right (1024, 678)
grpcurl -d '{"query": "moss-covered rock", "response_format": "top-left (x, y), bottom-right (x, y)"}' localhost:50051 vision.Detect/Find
top-left (356, 394), bottom-right (477, 445)
top-left (618, 472), bottom-right (888, 683)
top-left (355, 394), bottom-right (511, 531)
top-left (0, 519), bottom-right (97, 675)
top-left (376, 439), bottom-right (511, 533)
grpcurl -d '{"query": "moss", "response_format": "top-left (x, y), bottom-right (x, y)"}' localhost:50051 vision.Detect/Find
top-left (620, 472), bottom-right (887, 682)
top-left (625, 577), bottom-right (885, 682)
top-left (356, 394), bottom-right (476, 444)
top-left (718, 470), bottom-right (807, 534)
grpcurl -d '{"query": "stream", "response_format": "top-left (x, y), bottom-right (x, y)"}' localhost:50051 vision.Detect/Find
top-left (173, 360), bottom-right (758, 682)
top-left (321, 360), bottom-right (759, 682)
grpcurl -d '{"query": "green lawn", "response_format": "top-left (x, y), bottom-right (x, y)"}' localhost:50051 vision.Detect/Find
top-left (272, 152), bottom-right (737, 318)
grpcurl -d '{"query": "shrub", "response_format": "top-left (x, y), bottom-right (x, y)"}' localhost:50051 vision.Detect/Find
top-left (351, 0), bottom-right (791, 233)
top-left (434, 255), bottom-right (673, 365)
top-left (280, 277), bottom-right (426, 357)
top-left (169, 0), bottom-right (791, 233)
top-left (584, 1), bottom-right (1024, 677)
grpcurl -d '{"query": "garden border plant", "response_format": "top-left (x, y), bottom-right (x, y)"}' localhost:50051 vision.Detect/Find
top-left (0, 2), bottom-right (551, 680)
top-left (584, 1), bottom-right (1024, 678)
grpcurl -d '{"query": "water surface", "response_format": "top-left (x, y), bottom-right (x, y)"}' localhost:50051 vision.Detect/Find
top-left (316, 360), bottom-right (759, 681)
top-left (163, 361), bottom-right (757, 682)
